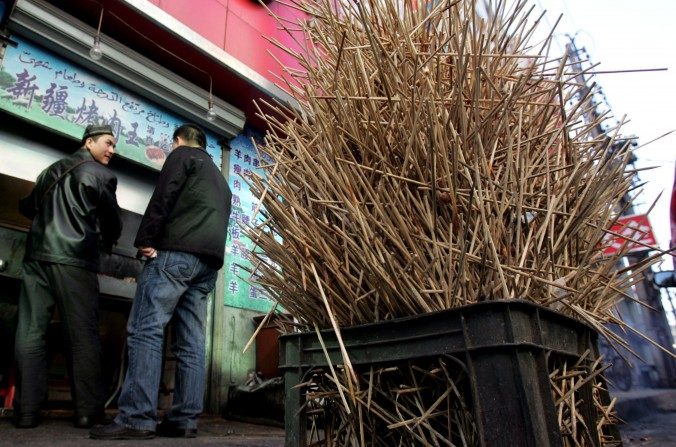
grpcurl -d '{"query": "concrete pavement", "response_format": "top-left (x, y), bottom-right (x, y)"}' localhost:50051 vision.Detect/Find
top-left (0, 410), bottom-right (285, 446)
top-left (2, 388), bottom-right (675, 446)
top-left (615, 388), bottom-right (676, 447)
top-left (614, 388), bottom-right (676, 422)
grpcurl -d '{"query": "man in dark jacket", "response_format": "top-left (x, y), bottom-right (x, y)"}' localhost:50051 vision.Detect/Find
top-left (14, 124), bottom-right (122, 429)
top-left (91, 123), bottom-right (231, 440)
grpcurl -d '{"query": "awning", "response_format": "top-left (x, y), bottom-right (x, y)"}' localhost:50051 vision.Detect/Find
top-left (8, 0), bottom-right (251, 137)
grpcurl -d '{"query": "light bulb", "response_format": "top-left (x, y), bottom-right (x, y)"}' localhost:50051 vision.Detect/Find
top-left (206, 106), bottom-right (216, 122)
top-left (90, 39), bottom-right (103, 61)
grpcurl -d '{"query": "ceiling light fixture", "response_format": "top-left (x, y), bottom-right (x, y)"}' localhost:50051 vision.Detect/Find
top-left (89, 7), bottom-right (104, 61)
top-left (206, 76), bottom-right (216, 121)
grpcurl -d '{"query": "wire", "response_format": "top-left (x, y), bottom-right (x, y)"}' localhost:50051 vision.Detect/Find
top-left (78, 0), bottom-right (214, 101)
top-left (632, 130), bottom-right (676, 152)
top-left (636, 158), bottom-right (676, 165)
top-left (95, 6), bottom-right (103, 37)
top-left (106, 10), bottom-right (213, 94)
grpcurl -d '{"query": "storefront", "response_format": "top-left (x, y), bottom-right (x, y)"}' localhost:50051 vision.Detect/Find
top-left (0, 0), bottom-right (301, 413)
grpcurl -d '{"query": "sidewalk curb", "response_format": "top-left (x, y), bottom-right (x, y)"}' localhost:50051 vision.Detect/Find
top-left (614, 388), bottom-right (676, 422)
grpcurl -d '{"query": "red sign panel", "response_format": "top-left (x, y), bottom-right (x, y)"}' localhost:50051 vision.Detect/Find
top-left (602, 214), bottom-right (657, 256)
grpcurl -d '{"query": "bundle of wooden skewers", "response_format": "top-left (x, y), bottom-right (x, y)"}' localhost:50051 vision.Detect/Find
top-left (301, 359), bottom-right (478, 446)
top-left (241, 0), bottom-right (659, 444)
top-left (294, 353), bottom-right (621, 446)
top-left (247, 0), bottom-right (654, 342)
top-left (549, 353), bottom-right (622, 447)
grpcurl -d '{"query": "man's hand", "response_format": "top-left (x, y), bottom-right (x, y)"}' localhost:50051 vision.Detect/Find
top-left (139, 246), bottom-right (158, 258)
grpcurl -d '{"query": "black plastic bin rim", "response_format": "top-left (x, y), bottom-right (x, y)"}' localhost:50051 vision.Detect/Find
top-left (278, 298), bottom-right (600, 370)
top-left (278, 298), bottom-right (595, 342)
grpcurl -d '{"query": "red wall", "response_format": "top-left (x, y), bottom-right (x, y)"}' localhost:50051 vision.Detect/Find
top-left (149, 0), bottom-right (305, 87)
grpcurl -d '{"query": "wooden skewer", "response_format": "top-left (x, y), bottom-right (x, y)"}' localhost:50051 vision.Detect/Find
top-left (239, 0), bottom-right (661, 443)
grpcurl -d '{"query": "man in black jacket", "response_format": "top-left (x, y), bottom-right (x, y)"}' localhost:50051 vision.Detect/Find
top-left (91, 123), bottom-right (232, 440)
top-left (14, 124), bottom-right (122, 429)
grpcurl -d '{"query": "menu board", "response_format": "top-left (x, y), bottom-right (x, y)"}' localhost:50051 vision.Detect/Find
top-left (223, 129), bottom-right (277, 313)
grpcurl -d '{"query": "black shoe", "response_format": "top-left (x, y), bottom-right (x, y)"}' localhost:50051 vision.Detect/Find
top-left (14, 412), bottom-right (40, 429)
top-left (74, 413), bottom-right (110, 429)
top-left (157, 420), bottom-right (197, 438)
top-left (89, 421), bottom-right (155, 440)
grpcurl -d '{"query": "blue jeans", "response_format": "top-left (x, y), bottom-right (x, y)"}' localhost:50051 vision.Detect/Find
top-left (115, 250), bottom-right (218, 431)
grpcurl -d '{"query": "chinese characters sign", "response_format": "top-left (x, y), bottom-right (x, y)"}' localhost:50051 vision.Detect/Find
top-left (602, 214), bottom-right (657, 256)
top-left (223, 131), bottom-right (277, 312)
top-left (0, 36), bottom-right (222, 169)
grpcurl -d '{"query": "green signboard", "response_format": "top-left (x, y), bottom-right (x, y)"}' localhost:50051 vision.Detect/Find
top-left (1, 36), bottom-right (274, 313)
top-left (0, 36), bottom-right (222, 168)
top-left (223, 132), bottom-right (276, 313)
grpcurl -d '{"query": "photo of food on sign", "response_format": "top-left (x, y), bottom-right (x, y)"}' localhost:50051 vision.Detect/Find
top-left (145, 145), bottom-right (167, 166)
top-left (0, 36), bottom-right (222, 170)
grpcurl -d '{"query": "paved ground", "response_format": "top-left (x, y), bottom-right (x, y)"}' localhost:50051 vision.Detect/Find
top-left (1, 388), bottom-right (674, 446)
top-left (0, 411), bottom-right (285, 446)
top-left (621, 411), bottom-right (676, 446)
top-left (615, 388), bottom-right (676, 447)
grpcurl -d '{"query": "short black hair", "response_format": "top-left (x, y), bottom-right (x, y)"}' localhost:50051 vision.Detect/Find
top-left (173, 123), bottom-right (206, 148)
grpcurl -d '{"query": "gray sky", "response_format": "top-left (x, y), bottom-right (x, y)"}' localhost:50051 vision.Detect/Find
top-left (530, 0), bottom-right (675, 263)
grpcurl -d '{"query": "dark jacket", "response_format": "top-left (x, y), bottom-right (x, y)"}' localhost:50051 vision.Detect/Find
top-left (19, 147), bottom-right (122, 272)
top-left (134, 146), bottom-right (232, 268)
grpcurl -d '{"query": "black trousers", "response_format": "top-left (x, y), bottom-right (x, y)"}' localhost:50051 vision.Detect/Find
top-left (14, 260), bottom-right (104, 416)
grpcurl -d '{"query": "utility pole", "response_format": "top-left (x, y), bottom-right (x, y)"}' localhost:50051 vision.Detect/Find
top-left (565, 37), bottom-right (676, 387)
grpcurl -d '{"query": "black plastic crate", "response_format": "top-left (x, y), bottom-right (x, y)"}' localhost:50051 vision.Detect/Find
top-left (279, 299), bottom-right (622, 446)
